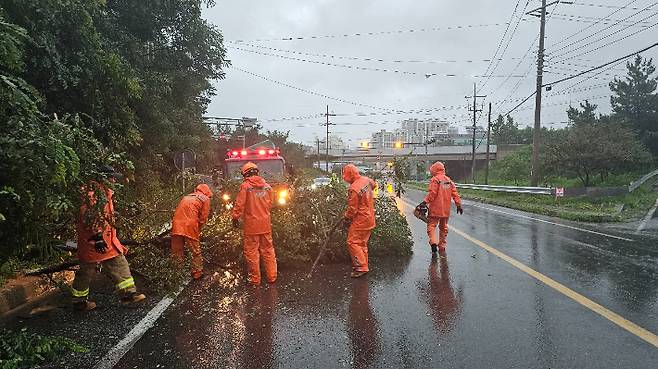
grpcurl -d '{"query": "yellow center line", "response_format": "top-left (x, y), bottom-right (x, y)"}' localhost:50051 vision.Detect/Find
top-left (450, 225), bottom-right (658, 348)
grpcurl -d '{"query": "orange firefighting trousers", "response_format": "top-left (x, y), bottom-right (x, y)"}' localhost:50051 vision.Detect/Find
top-left (347, 229), bottom-right (372, 272)
top-left (243, 233), bottom-right (277, 285)
top-left (427, 217), bottom-right (449, 249)
top-left (171, 235), bottom-right (203, 277)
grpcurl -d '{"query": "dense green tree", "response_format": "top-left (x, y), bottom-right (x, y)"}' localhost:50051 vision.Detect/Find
top-left (609, 55), bottom-right (658, 158)
top-left (567, 100), bottom-right (599, 125)
top-left (0, 15), bottom-right (108, 259)
top-left (491, 114), bottom-right (518, 144)
top-left (544, 122), bottom-right (651, 187)
top-left (0, 1), bottom-right (228, 260)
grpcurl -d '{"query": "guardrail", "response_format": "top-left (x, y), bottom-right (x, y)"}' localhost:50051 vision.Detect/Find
top-left (629, 169), bottom-right (658, 193)
top-left (456, 183), bottom-right (554, 195)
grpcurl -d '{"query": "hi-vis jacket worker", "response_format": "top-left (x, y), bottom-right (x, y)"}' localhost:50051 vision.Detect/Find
top-left (232, 162), bottom-right (277, 286)
top-left (342, 164), bottom-right (376, 278)
top-left (416, 161), bottom-right (463, 257)
top-left (171, 184), bottom-right (213, 280)
top-left (72, 165), bottom-right (146, 311)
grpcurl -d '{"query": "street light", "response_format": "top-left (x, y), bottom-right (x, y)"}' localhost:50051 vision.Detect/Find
top-left (394, 141), bottom-right (403, 149)
top-left (360, 140), bottom-right (369, 149)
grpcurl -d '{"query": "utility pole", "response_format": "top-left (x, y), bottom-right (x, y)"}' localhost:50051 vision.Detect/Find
top-left (322, 105), bottom-right (336, 172)
top-left (527, 0), bottom-right (574, 185)
top-left (532, 0), bottom-right (547, 186)
top-left (485, 102), bottom-right (492, 185)
top-left (315, 137), bottom-right (321, 170)
top-left (466, 82), bottom-right (486, 183)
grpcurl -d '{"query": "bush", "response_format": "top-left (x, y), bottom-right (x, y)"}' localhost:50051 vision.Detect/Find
top-left (0, 329), bottom-right (88, 369)
top-left (201, 180), bottom-right (413, 269)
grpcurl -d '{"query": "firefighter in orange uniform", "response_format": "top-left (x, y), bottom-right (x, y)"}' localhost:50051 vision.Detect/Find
top-left (342, 164), bottom-right (376, 278)
top-left (416, 161), bottom-right (463, 258)
top-left (71, 165), bottom-right (146, 311)
top-left (232, 162), bottom-right (277, 286)
top-left (171, 184), bottom-right (213, 280)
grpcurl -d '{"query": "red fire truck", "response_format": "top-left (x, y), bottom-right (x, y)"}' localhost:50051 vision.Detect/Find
top-left (220, 141), bottom-right (290, 208)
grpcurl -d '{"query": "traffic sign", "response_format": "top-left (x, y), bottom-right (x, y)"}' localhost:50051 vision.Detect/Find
top-left (555, 187), bottom-right (564, 197)
top-left (174, 149), bottom-right (196, 171)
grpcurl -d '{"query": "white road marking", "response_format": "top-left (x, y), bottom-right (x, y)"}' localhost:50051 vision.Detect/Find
top-left (636, 199), bottom-right (658, 234)
top-left (468, 202), bottom-right (634, 242)
top-left (93, 282), bottom-right (187, 369)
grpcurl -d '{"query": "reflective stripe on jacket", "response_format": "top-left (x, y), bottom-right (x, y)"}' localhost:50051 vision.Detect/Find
top-left (345, 176), bottom-right (376, 231)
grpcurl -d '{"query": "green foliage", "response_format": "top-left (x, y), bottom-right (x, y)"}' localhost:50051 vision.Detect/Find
top-left (567, 100), bottom-right (599, 125)
top-left (544, 119), bottom-right (652, 187)
top-left (491, 114), bottom-right (537, 145)
top-left (485, 146), bottom-right (533, 185)
top-left (0, 329), bottom-right (88, 369)
top-left (0, 1), bottom-right (227, 268)
top-left (610, 55), bottom-right (658, 157)
top-left (202, 182), bottom-right (413, 269)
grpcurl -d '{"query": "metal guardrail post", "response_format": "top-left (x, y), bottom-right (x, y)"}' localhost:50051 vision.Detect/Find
top-left (629, 169), bottom-right (658, 193)
top-left (455, 183), bottom-right (554, 195)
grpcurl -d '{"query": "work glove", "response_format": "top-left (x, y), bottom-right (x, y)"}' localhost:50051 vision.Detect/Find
top-left (456, 205), bottom-right (464, 215)
top-left (415, 201), bottom-right (428, 216)
top-left (232, 218), bottom-right (241, 229)
top-left (90, 233), bottom-right (108, 254)
top-left (342, 217), bottom-right (352, 230)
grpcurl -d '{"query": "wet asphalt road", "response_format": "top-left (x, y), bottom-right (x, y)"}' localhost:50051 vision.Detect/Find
top-left (113, 189), bottom-right (658, 369)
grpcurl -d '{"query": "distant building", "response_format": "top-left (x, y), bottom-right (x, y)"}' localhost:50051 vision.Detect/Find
top-left (370, 129), bottom-right (401, 149)
top-left (399, 118), bottom-right (451, 145)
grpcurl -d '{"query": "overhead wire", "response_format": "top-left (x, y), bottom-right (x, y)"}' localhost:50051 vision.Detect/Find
top-left (478, 1), bottom-right (531, 93)
top-left (226, 40), bottom-right (525, 65)
top-left (232, 23), bottom-right (509, 43)
top-left (478, 0), bottom-right (527, 92)
top-left (230, 66), bottom-right (388, 110)
top-left (548, 1), bottom-right (658, 58)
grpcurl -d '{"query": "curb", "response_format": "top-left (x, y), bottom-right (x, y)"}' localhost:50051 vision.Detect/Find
top-left (0, 271), bottom-right (74, 323)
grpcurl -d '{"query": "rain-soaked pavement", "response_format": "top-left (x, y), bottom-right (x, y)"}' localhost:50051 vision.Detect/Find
top-left (110, 189), bottom-right (658, 369)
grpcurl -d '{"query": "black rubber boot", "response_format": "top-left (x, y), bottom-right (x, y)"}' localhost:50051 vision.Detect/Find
top-left (431, 244), bottom-right (438, 258)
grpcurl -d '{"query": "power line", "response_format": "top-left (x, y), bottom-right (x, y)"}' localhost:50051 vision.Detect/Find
top-left (231, 66), bottom-right (387, 110)
top-left (570, 2), bottom-right (657, 11)
top-left (226, 40), bottom-right (525, 65)
top-left (232, 23), bottom-right (509, 43)
top-left (548, 1), bottom-right (658, 56)
top-left (478, 0), bottom-right (528, 92)
top-left (229, 46), bottom-right (422, 76)
top-left (552, 20), bottom-right (658, 63)
top-left (502, 42), bottom-right (658, 114)
top-left (231, 45), bottom-right (526, 78)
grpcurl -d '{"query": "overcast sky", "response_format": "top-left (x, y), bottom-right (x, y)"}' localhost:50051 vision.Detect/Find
top-left (202, 0), bottom-right (658, 147)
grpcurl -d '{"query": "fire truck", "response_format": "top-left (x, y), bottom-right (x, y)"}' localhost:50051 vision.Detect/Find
top-left (220, 140), bottom-right (290, 208)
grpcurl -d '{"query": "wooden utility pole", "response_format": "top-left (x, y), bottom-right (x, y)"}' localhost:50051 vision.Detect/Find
top-left (526, 0), bottom-right (566, 186)
top-left (315, 137), bottom-right (321, 169)
top-left (485, 102), bottom-right (492, 185)
top-left (466, 83), bottom-right (486, 183)
top-left (323, 105), bottom-right (336, 172)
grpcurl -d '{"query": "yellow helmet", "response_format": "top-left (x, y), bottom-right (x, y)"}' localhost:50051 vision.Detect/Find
top-left (241, 162), bottom-right (259, 177)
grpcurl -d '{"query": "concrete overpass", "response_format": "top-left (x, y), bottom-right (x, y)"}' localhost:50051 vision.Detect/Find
top-left (312, 145), bottom-right (497, 181)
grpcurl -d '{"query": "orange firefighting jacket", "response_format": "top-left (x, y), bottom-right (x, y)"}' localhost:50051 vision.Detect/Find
top-left (76, 183), bottom-right (127, 263)
top-left (343, 164), bottom-right (376, 231)
top-left (232, 176), bottom-right (273, 235)
top-left (424, 162), bottom-right (461, 218)
top-left (171, 184), bottom-right (213, 241)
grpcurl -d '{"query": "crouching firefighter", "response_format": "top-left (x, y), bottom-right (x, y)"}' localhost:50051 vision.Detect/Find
top-left (342, 164), bottom-right (376, 278)
top-left (171, 184), bottom-right (213, 280)
top-left (416, 161), bottom-right (463, 258)
top-left (232, 162), bottom-right (278, 286)
top-left (71, 165), bottom-right (146, 311)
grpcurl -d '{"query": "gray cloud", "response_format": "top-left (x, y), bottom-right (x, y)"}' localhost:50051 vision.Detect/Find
top-left (203, 0), bottom-right (658, 146)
